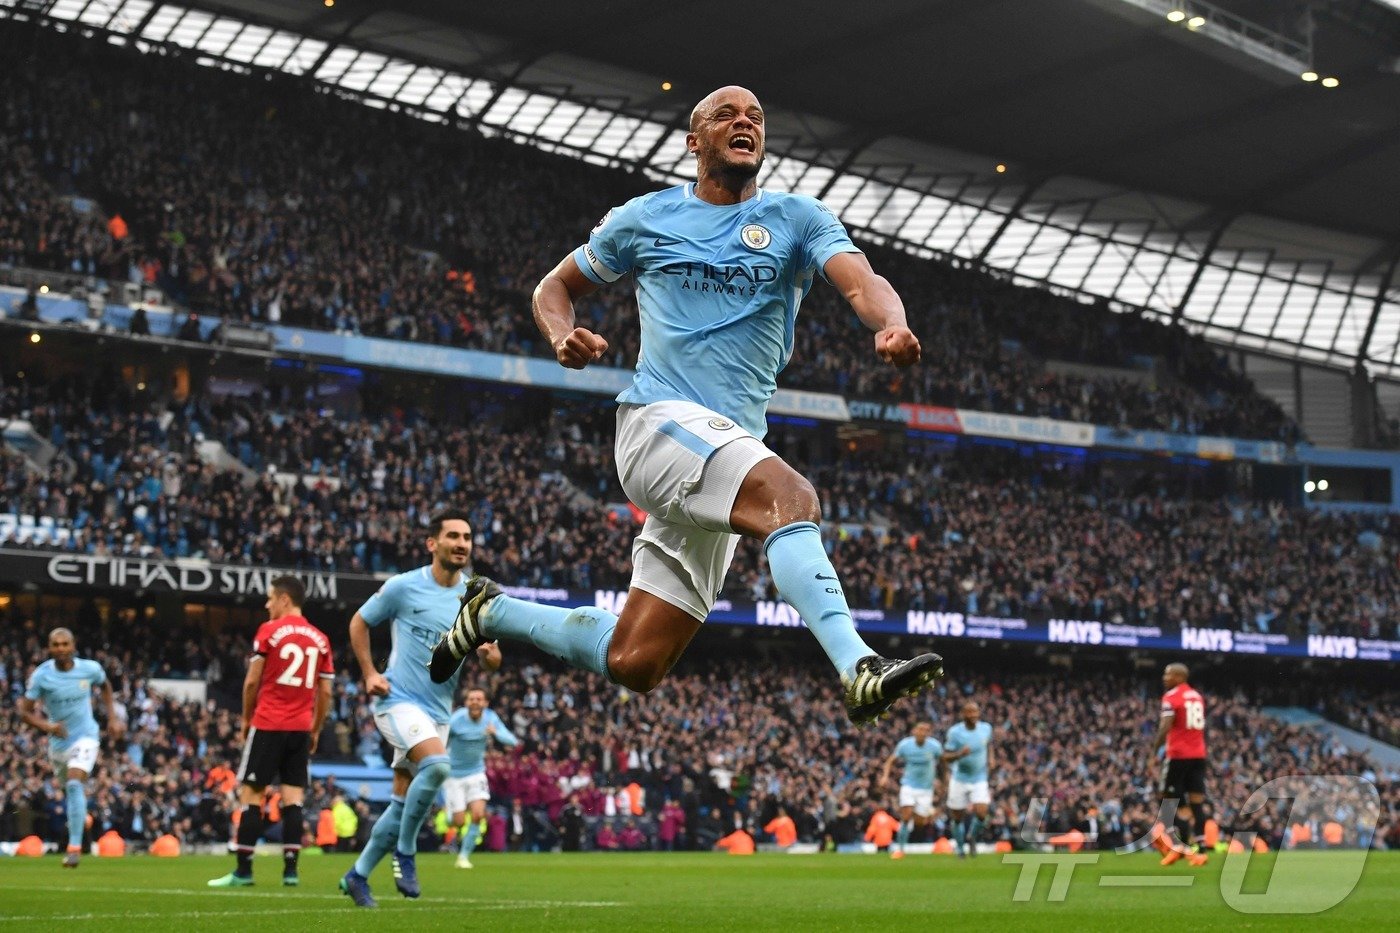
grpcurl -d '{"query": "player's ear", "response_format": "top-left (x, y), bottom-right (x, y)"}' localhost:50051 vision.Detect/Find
top-left (686, 132), bottom-right (699, 154)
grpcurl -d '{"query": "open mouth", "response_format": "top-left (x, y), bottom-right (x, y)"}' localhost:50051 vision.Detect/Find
top-left (728, 134), bottom-right (756, 153)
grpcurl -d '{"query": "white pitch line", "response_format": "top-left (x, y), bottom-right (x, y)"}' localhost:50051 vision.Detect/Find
top-left (1097, 876), bottom-right (1196, 887)
top-left (0, 901), bottom-right (623, 922)
top-left (0, 883), bottom-right (623, 909)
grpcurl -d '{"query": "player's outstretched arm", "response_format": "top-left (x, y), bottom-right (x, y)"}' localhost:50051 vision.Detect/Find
top-left (101, 680), bottom-right (126, 741)
top-left (240, 656), bottom-right (264, 744)
top-left (533, 255), bottom-right (608, 369)
top-left (879, 753), bottom-right (899, 789)
top-left (310, 677), bottom-right (332, 754)
top-left (824, 251), bottom-right (921, 366)
top-left (17, 696), bottom-right (61, 737)
top-left (349, 612), bottom-right (389, 697)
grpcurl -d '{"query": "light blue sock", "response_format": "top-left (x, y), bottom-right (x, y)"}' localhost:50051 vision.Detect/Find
top-left (398, 755), bottom-right (450, 855)
top-left (968, 815), bottom-right (985, 844)
top-left (354, 795), bottom-right (403, 877)
top-left (460, 818), bottom-right (482, 857)
top-left (895, 819), bottom-right (912, 853)
top-left (764, 522), bottom-right (873, 680)
top-left (65, 779), bottom-right (86, 850)
top-left (483, 596), bottom-right (616, 678)
top-left (953, 817), bottom-right (967, 851)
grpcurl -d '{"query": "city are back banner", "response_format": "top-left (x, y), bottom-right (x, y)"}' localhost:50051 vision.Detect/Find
top-left (4, 552), bottom-right (1393, 662)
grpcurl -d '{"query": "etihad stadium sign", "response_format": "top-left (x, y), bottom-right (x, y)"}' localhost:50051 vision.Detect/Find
top-left (0, 549), bottom-right (382, 605)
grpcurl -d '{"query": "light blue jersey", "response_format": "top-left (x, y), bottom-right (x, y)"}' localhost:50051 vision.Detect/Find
top-left (946, 721), bottom-right (993, 783)
top-left (573, 184), bottom-right (861, 438)
top-left (358, 566), bottom-right (468, 724)
top-left (894, 735), bottom-right (942, 791)
top-left (25, 658), bottom-right (106, 753)
top-left (447, 708), bottom-right (519, 778)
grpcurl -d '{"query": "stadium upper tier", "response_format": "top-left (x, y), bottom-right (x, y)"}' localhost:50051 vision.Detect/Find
top-left (0, 19), bottom-right (1299, 443)
top-left (1, 371), bottom-right (1393, 639)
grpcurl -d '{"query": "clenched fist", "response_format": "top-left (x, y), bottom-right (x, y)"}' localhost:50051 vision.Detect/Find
top-left (875, 325), bottom-right (921, 367)
top-left (555, 327), bottom-right (609, 369)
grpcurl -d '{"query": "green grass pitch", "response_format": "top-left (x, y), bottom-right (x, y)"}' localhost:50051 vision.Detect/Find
top-left (0, 850), bottom-right (1395, 930)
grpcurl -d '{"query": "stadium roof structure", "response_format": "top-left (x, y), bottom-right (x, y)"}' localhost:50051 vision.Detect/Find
top-left (9, 0), bottom-right (1400, 377)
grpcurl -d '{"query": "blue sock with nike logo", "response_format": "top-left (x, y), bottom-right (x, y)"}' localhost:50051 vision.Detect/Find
top-left (764, 521), bottom-right (873, 680)
top-left (481, 597), bottom-right (617, 679)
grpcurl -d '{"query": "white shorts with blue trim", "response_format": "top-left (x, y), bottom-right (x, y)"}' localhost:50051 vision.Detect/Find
top-left (899, 785), bottom-right (935, 818)
top-left (50, 736), bottom-right (99, 775)
top-left (615, 400), bottom-right (775, 622)
top-left (443, 772), bottom-right (490, 815)
top-left (946, 778), bottom-right (991, 810)
top-left (373, 703), bottom-right (449, 773)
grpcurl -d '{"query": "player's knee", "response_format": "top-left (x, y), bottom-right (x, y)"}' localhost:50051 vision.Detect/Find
top-left (606, 647), bottom-right (667, 693)
top-left (780, 475), bottom-right (821, 525)
top-left (418, 755), bottom-right (451, 787)
top-left (737, 461), bottom-right (820, 530)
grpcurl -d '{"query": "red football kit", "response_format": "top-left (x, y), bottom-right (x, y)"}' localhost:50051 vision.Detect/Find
top-left (250, 614), bottom-right (333, 731)
top-left (1161, 683), bottom-right (1207, 760)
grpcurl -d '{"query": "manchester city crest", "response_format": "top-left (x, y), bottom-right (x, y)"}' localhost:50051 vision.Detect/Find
top-left (740, 223), bottom-right (771, 251)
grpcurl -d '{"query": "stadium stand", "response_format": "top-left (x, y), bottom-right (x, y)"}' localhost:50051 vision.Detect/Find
top-left (2, 368), bottom-right (1391, 637)
top-left (0, 19), bottom-right (1297, 442)
top-left (1, 10), bottom-right (1394, 873)
top-left (1, 614), bottom-right (1396, 853)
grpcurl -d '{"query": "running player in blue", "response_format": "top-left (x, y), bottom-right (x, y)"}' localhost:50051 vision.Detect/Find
top-left (19, 627), bottom-right (125, 868)
top-left (340, 510), bottom-right (500, 908)
top-left (879, 721), bottom-right (942, 859)
top-left (430, 85), bottom-right (942, 725)
top-left (445, 683), bottom-right (517, 869)
top-left (944, 701), bottom-right (994, 857)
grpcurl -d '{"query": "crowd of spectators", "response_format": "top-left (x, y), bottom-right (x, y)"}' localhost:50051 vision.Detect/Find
top-left (735, 451), bottom-right (1399, 640)
top-left (2, 366), bottom-right (1393, 637)
top-left (2, 602), bottom-right (1395, 854)
top-left (0, 369), bottom-right (634, 586)
top-left (0, 19), bottom-right (1297, 442)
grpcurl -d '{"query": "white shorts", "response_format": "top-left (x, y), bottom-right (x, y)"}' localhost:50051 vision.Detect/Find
top-left (946, 778), bottom-right (991, 810)
top-left (443, 772), bottom-right (490, 815)
top-left (50, 737), bottom-right (99, 775)
top-left (615, 400), bottom-right (775, 622)
top-left (373, 703), bottom-right (449, 773)
top-left (899, 786), bottom-right (935, 818)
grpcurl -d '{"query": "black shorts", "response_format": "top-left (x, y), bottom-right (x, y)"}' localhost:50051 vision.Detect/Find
top-left (1160, 758), bottom-right (1207, 799)
top-left (236, 728), bottom-right (310, 789)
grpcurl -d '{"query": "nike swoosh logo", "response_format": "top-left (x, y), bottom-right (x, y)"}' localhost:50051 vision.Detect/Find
top-left (816, 574), bottom-right (838, 581)
top-left (653, 236), bottom-right (682, 247)
top-left (412, 607), bottom-right (428, 614)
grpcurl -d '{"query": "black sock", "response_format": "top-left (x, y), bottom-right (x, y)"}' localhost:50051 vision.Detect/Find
top-left (236, 804), bottom-right (263, 877)
top-left (281, 805), bottom-right (303, 875)
top-left (1192, 801), bottom-right (1210, 844)
top-left (1173, 815), bottom-right (1192, 848)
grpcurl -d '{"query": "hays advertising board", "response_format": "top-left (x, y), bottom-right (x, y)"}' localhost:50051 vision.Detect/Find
top-left (1, 550), bottom-right (1391, 662)
top-left (570, 588), bottom-right (1398, 663)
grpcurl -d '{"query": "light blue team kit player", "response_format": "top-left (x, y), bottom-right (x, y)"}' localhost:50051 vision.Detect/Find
top-left (19, 627), bottom-right (126, 868)
top-left (430, 84), bottom-right (943, 725)
top-left (880, 721), bottom-right (942, 858)
top-left (340, 510), bottom-right (500, 908)
top-left (445, 686), bottom-right (518, 868)
top-left (944, 700), bottom-right (994, 857)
